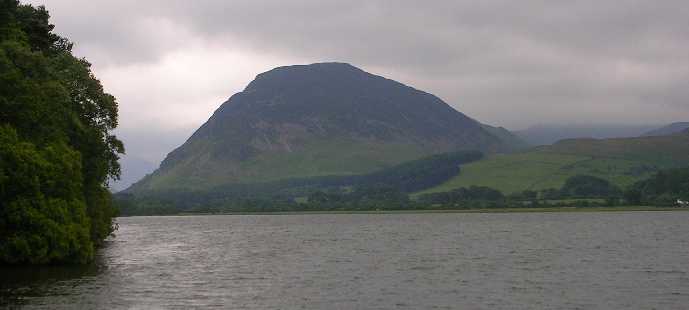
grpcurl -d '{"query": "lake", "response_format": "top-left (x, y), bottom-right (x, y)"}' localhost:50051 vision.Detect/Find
top-left (2, 212), bottom-right (689, 309)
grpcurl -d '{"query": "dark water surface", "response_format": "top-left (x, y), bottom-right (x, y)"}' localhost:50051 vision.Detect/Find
top-left (2, 212), bottom-right (689, 309)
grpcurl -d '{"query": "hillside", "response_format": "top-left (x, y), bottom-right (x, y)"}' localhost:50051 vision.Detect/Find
top-left (127, 63), bottom-right (520, 193)
top-left (515, 124), bottom-right (658, 145)
top-left (116, 150), bottom-right (485, 214)
top-left (642, 122), bottom-right (689, 137)
top-left (480, 124), bottom-right (530, 149)
top-left (418, 132), bottom-right (689, 195)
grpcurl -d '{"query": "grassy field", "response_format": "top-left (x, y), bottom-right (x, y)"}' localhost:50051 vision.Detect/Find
top-left (135, 137), bottom-right (433, 191)
top-left (415, 151), bottom-right (657, 195)
top-left (417, 134), bottom-right (689, 195)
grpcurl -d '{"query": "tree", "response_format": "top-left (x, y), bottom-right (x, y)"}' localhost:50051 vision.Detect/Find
top-left (0, 1), bottom-right (123, 264)
top-left (508, 190), bottom-right (537, 201)
top-left (559, 175), bottom-right (621, 198)
top-left (417, 186), bottom-right (505, 206)
top-left (624, 167), bottom-right (689, 205)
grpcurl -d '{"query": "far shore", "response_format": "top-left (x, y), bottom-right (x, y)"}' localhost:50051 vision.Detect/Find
top-left (120, 206), bottom-right (689, 217)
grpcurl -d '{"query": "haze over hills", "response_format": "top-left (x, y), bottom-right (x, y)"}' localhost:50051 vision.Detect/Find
top-left (127, 63), bottom-right (522, 193)
top-left (109, 155), bottom-right (157, 192)
top-left (480, 124), bottom-right (529, 150)
top-left (515, 124), bottom-right (660, 146)
top-left (642, 122), bottom-right (689, 137)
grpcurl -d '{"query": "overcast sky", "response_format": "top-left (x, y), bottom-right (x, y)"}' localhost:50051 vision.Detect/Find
top-left (25, 0), bottom-right (689, 166)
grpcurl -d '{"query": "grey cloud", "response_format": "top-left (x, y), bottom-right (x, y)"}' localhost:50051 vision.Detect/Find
top-left (31, 0), bottom-right (689, 125)
top-left (155, 0), bottom-right (689, 125)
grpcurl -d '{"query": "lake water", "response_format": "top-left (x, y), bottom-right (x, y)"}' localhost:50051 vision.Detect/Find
top-left (2, 212), bottom-right (689, 309)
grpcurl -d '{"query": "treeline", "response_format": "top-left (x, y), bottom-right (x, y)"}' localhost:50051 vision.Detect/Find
top-left (117, 185), bottom-right (414, 214)
top-left (115, 151), bottom-right (483, 215)
top-left (504, 175), bottom-right (622, 202)
top-left (625, 167), bottom-right (689, 205)
top-left (420, 169), bottom-right (689, 208)
top-left (419, 175), bottom-right (626, 208)
top-left (0, 1), bottom-right (123, 264)
top-left (117, 166), bottom-right (689, 215)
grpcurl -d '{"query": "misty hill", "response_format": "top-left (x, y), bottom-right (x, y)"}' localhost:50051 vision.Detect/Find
top-left (515, 124), bottom-right (659, 146)
top-left (480, 124), bottom-right (530, 149)
top-left (109, 155), bottom-right (157, 192)
top-left (127, 62), bottom-right (520, 193)
top-left (420, 131), bottom-right (689, 195)
top-left (642, 122), bottom-right (689, 137)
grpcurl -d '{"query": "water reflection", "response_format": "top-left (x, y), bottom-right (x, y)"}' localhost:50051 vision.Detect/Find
top-left (0, 244), bottom-right (107, 307)
top-left (2, 213), bottom-right (689, 309)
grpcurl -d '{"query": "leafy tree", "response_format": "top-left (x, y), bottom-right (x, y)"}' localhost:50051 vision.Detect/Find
top-left (508, 190), bottom-right (537, 201)
top-left (540, 188), bottom-right (561, 200)
top-left (559, 175), bottom-right (621, 198)
top-left (418, 186), bottom-right (505, 206)
top-left (0, 1), bottom-right (123, 264)
top-left (625, 167), bottom-right (689, 205)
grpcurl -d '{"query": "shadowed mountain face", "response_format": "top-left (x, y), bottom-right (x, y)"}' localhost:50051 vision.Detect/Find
top-left (128, 63), bottom-right (518, 192)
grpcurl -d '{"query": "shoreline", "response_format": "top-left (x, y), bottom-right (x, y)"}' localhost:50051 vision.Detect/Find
top-left (120, 206), bottom-right (689, 217)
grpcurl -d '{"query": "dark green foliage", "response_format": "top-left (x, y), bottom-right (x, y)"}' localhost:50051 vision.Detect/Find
top-left (115, 186), bottom-right (412, 214)
top-left (305, 186), bottom-right (412, 210)
top-left (0, 126), bottom-right (92, 264)
top-left (418, 181), bottom-right (633, 209)
top-left (539, 188), bottom-right (562, 200)
top-left (508, 190), bottom-right (538, 201)
top-left (624, 167), bottom-right (689, 205)
top-left (417, 186), bottom-right (505, 206)
top-left (354, 151), bottom-right (483, 192)
top-left (559, 175), bottom-right (621, 198)
top-left (0, 1), bottom-right (122, 264)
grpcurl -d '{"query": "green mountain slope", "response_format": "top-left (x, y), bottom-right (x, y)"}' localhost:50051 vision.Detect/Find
top-left (418, 132), bottom-right (689, 195)
top-left (128, 63), bottom-right (520, 193)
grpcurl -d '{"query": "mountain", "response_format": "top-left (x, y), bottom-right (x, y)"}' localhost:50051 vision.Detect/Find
top-left (127, 62), bottom-right (520, 193)
top-left (515, 124), bottom-right (659, 146)
top-left (642, 122), bottom-right (689, 137)
top-left (419, 131), bottom-right (689, 195)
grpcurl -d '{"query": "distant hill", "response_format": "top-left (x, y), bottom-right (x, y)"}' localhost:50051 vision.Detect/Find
top-left (515, 124), bottom-right (659, 146)
top-left (641, 122), bottom-right (689, 137)
top-left (127, 63), bottom-right (521, 193)
top-left (418, 131), bottom-right (689, 195)
top-left (480, 124), bottom-right (530, 149)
